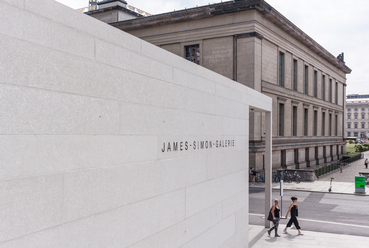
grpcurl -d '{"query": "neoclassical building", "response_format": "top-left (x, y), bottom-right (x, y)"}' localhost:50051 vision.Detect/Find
top-left (346, 94), bottom-right (369, 139)
top-left (87, 0), bottom-right (351, 170)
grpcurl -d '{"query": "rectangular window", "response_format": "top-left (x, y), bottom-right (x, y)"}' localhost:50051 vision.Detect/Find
top-left (335, 115), bottom-right (338, 136)
top-left (279, 52), bottom-right (285, 87)
top-left (355, 123), bottom-right (358, 129)
top-left (348, 123), bottom-right (351, 129)
top-left (336, 145), bottom-right (340, 155)
top-left (281, 150), bottom-right (286, 168)
top-left (293, 59), bottom-right (298, 91)
top-left (314, 110), bottom-right (318, 136)
top-left (315, 147), bottom-right (319, 160)
top-left (347, 132), bottom-right (351, 137)
top-left (354, 132), bottom-right (358, 137)
top-left (362, 123), bottom-right (365, 128)
top-left (335, 82), bottom-right (338, 104)
top-left (304, 108), bottom-right (308, 136)
top-left (304, 65), bottom-right (309, 94)
top-left (355, 114), bottom-right (358, 119)
top-left (322, 112), bottom-right (325, 136)
top-left (348, 114), bottom-right (351, 119)
top-left (330, 145), bottom-right (333, 159)
top-left (314, 70), bottom-right (318, 97)
top-left (185, 44), bottom-right (200, 64)
top-left (294, 149), bottom-right (299, 165)
top-left (279, 103), bottom-right (285, 136)
top-left (329, 79), bottom-right (333, 102)
top-left (362, 114), bottom-right (365, 119)
top-left (329, 114), bottom-right (332, 136)
top-left (292, 106), bottom-right (297, 136)
top-left (322, 75), bottom-right (326, 100)
top-left (305, 148), bottom-right (310, 167)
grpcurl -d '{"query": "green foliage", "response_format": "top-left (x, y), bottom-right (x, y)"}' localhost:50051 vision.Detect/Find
top-left (342, 152), bottom-right (360, 159)
top-left (354, 144), bottom-right (363, 152)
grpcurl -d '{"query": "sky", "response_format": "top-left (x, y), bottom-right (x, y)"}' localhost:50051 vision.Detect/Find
top-left (55, 0), bottom-right (368, 94)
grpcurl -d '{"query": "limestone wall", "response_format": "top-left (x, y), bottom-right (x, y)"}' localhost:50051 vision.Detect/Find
top-left (0, 0), bottom-right (271, 247)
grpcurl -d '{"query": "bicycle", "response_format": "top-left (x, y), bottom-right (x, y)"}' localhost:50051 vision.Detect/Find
top-left (274, 171), bottom-right (281, 183)
top-left (283, 170), bottom-right (292, 183)
top-left (293, 171), bottom-right (301, 183)
top-left (256, 172), bottom-right (265, 183)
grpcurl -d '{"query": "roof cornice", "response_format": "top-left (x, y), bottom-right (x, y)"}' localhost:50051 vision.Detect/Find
top-left (110, 0), bottom-right (351, 74)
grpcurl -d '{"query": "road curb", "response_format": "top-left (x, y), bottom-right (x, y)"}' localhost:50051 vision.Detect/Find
top-left (249, 185), bottom-right (369, 196)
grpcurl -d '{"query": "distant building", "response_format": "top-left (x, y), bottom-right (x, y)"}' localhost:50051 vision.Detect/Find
top-left (89, 0), bottom-right (99, 6)
top-left (345, 94), bottom-right (369, 139)
top-left (86, 0), bottom-right (352, 170)
top-left (79, 0), bottom-right (151, 20)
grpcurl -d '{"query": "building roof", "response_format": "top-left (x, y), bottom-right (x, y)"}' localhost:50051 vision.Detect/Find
top-left (346, 96), bottom-right (369, 105)
top-left (98, 0), bottom-right (127, 4)
top-left (110, 0), bottom-right (351, 74)
top-left (83, 1), bottom-right (151, 17)
top-left (347, 94), bottom-right (369, 99)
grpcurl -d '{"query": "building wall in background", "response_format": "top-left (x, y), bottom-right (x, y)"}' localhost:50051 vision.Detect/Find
top-left (112, 3), bottom-right (349, 170)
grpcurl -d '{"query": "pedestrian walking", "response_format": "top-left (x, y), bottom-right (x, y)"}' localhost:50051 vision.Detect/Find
top-left (267, 199), bottom-right (281, 237)
top-left (250, 167), bottom-right (256, 185)
top-left (283, 197), bottom-right (303, 235)
top-left (340, 161), bottom-right (343, 173)
top-left (365, 158), bottom-right (368, 169)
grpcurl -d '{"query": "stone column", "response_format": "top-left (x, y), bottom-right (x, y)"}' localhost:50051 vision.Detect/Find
top-left (264, 111), bottom-right (272, 228)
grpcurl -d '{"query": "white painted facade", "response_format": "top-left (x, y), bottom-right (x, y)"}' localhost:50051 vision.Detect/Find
top-left (0, 0), bottom-right (272, 247)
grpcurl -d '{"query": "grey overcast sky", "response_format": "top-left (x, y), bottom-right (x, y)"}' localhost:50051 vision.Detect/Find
top-left (56, 0), bottom-right (368, 95)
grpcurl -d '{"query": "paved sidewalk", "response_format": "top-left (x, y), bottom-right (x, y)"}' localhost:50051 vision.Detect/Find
top-left (319, 151), bottom-right (369, 182)
top-left (249, 225), bottom-right (369, 248)
top-left (249, 152), bottom-right (369, 247)
top-left (250, 180), bottom-right (369, 195)
top-left (250, 151), bottom-right (369, 195)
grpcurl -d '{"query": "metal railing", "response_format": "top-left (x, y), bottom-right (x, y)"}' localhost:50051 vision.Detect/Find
top-left (314, 153), bottom-right (363, 177)
top-left (251, 153), bottom-right (365, 182)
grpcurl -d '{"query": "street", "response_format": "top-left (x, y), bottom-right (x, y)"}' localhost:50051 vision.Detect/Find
top-left (249, 188), bottom-right (369, 237)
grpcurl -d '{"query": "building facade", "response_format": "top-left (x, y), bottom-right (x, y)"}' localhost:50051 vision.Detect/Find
top-left (88, 0), bottom-right (351, 170)
top-left (346, 94), bottom-right (369, 139)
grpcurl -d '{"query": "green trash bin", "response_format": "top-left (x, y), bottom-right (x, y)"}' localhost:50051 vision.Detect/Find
top-left (355, 176), bottom-right (366, 194)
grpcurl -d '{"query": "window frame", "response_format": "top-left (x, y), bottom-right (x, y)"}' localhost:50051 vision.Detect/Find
top-left (314, 110), bottom-right (318, 136)
top-left (279, 52), bottom-right (285, 87)
top-left (304, 108), bottom-right (308, 136)
top-left (181, 40), bottom-right (203, 65)
top-left (292, 105), bottom-right (298, 136)
top-left (314, 70), bottom-right (318, 97)
top-left (293, 59), bottom-right (298, 91)
top-left (322, 112), bottom-right (326, 136)
top-left (278, 103), bottom-right (285, 136)
top-left (329, 78), bottom-right (333, 102)
top-left (304, 65), bottom-right (309, 94)
top-left (184, 44), bottom-right (201, 65)
top-left (322, 75), bottom-right (326, 101)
